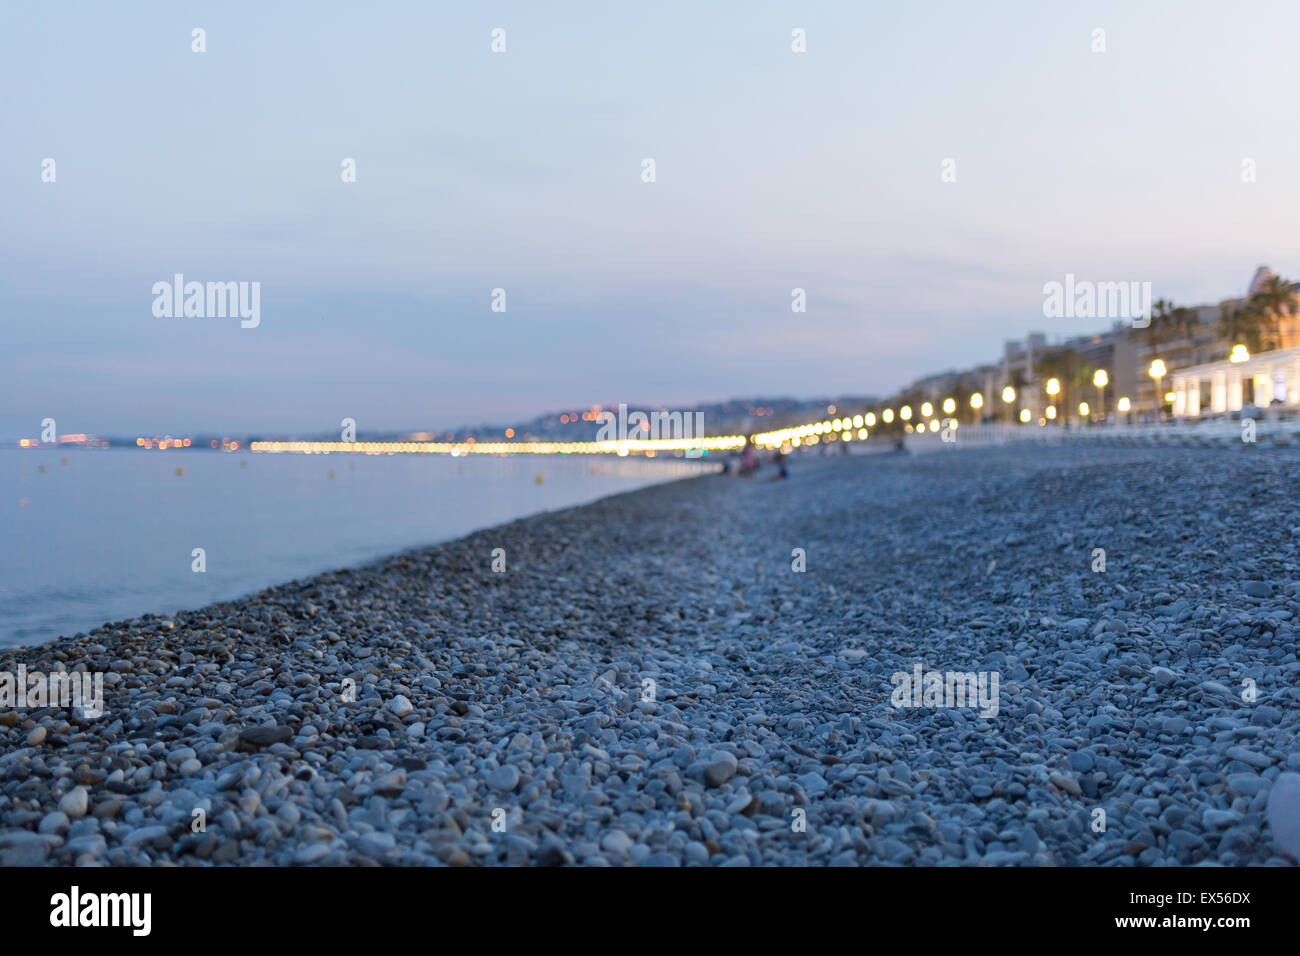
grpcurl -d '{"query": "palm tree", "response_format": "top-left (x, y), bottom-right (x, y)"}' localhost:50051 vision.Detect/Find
top-left (1218, 301), bottom-right (1238, 343)
top-left (951, 383), bottom-right (976, 424)
top-left (1218, 301), bottom-right (1264, 355)
top-left (1067, 354), bottom-right (1095, 423)
top-left (1146, 298), bottom-right (1173, 352)
top-left (1248, 275), bottom-right (1296, 351)
top-left (1170, 304), bottom-right (1197, 344)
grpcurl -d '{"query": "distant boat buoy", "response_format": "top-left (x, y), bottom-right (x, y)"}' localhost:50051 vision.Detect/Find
top-left (175, 466), bottom-right (184, 476)
top-left (60, 456), bottom-right (68, 465)
top-left (535, 474), bottom-right (544, 485)
top-left (328, 470), bottom-right (335, 479)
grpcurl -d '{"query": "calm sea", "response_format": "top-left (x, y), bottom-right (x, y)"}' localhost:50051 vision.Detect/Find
top-left (0, 449), bottom-right (710, 647)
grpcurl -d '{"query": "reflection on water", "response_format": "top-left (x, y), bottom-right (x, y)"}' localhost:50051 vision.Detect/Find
top-left (0, 449), bottom-right (711, 647)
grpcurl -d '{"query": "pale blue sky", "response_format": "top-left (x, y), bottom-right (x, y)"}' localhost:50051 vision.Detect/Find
top-left (4, 0), bottom-right (1300, 435)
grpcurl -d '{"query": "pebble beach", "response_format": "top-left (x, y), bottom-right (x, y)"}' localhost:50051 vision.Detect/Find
top-left (2, 443), bottom-right (1298, 866)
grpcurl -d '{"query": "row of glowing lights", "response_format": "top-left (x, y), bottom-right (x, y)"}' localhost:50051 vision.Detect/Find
top-left (751, 400), bottom-right (959, 447)
top-left (11, 354), bottom-right (1235, 457)
top-left (246, 357), bottom-right (1215, 457)
top-left (749, 368), bottom-right (1189, 448)
top-left (249, 437), bottom-right (746, 456)
top-left (247, 380), bottom-right (1161, 457)
top-left (134, 438), bottom-right (252, 451)
top-left (22, 438), bottom-right (236, 450)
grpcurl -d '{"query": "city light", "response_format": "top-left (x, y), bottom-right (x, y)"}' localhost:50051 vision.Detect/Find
top-left (252, 435), bottom-right (746, 457)
top-left (1149, 359), bottom-right (1167, 418)
top-left (239, 344), bottom-right (1212, 465)
top-left (249, 367), bottom-right (1193, 463)
top-left (1230, 344), bottom-right (1249, 363)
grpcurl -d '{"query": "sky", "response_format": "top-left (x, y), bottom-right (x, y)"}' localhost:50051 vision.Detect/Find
top-left (4, 0), bottom-right (1300, 436)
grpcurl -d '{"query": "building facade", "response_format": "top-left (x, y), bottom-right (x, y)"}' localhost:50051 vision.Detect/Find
top-left (1171, 347), bottom-right (1300, 417)
top-left (892, 266), bottom-right (1299, 424)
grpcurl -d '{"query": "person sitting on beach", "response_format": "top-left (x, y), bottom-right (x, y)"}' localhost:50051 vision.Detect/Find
top-left (739, 437), bottom-right (757, 476)
top-left (770, 448), bottom-right (788, 480)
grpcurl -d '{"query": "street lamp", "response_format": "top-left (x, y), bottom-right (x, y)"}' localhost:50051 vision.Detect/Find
top-left (1093, 369), bottom-right (1108, 421)
top-left (1148, 359), bottom-right (1166, 420)
top-left (1078, 401), bottom-right (1090, 418)
top-left (1045, 377), bottom-right (1060, 424)
top-left (942, 397), bottom-right (956, 415)
top-left (1229, 344), bottom-right (1249, 363)
top-left (998, 387), bottom-right (1019, 424)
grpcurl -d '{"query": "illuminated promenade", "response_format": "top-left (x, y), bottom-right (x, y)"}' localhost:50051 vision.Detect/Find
top-left (249, 436), bottom-right (746, 457)
top-left (249, 409), bottom-right (907, 457)
top-left (247, 402), bottom-right (1300, 459)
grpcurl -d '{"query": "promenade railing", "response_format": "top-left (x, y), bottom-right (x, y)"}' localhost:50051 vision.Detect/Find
top-left (896, 417), bottom-right (1300, 452)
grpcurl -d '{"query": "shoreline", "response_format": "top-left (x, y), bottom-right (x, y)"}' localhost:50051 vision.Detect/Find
top-left (1, 444), bottom-right (1297, 866)
top-left (0, 451), bottom-right (713, 650)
